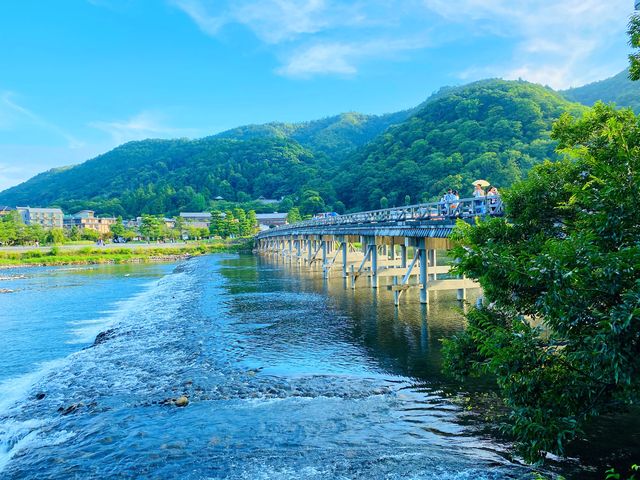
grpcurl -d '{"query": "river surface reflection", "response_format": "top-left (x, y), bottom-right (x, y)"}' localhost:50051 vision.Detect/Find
top-left (0, 254), bottom-right (636, 479)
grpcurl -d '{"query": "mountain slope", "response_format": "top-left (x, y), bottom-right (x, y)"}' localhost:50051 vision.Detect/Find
top-left (335, 79), bottom-right (586, 210)
top-left (0, 137), bottom-right (322, 217)
top-left (0, 79), bottom-right (589, 218)
top-left (213, 110), bottom-right (411, 158)
top-left (561, 69), bottom-right (640, 113)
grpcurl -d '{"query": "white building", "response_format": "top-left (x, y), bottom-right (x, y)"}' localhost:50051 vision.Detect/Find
top-left (17, 207), bottom-right (64, 229)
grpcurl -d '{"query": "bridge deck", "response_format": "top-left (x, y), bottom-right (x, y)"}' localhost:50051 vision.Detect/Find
top-left (256, 196), bottom-right (501, 239)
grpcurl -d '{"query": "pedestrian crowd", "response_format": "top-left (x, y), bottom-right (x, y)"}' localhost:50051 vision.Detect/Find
top-left (439, 181), bottom-right (502, 216)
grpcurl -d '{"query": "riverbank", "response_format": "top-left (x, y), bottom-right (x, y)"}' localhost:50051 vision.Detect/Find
top-left (0, 240), bottom-right (252, 268)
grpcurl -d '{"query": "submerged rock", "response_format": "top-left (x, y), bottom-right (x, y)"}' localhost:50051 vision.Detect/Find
top-left (58, 402), bottom-right (84, 415)
top-left (93, 329), bottom-right (117, 346)
top-left (35, 392), bottom-right (46, 400)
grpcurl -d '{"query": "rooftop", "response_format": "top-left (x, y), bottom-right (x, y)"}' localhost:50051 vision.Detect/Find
top-left (256, 213), bottom-right (288, 220)
top-left (17, 206), bottom-right (64, 214)
top-left (180, 212), bottom-right (212, 219)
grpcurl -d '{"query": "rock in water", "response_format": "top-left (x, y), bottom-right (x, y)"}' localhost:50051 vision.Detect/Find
top-left (174, 396), bottom-right (189, 407)
top-left (93, 329), bottom-right (116, 346)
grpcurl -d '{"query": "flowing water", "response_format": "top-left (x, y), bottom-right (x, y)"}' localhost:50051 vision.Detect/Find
top-left (0, 254), bottom-right (636, 479)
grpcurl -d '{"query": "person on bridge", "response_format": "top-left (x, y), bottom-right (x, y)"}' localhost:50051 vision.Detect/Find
top-left (487, 186), bottom-right (501, 214)
top-left (440, 189), bottom-right (455, 216)
top-left (473, 182), bottom-right (486, 214)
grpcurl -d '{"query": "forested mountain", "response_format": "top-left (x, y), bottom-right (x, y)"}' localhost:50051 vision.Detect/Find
top-left (213, 110), bottom-right (411, 158)
top-left (0, 79), bottom-right (586, 217)
top-left (335, 79), bottom-right (585, 210)
top-left (0, 137), bottom-right (326, 217)
top-left (561, 69), bottom-right (640, 113)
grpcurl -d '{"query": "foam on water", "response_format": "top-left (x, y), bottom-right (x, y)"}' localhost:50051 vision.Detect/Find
top-left (0, 359), bottom-right (67, 416)
top-left (0, 256), bottom-right (543, 479)
top-left (0, 265), bottom-right (192, 477)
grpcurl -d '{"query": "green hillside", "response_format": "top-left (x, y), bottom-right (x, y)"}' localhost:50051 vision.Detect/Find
top-left (0, 79), bottom-right (587, 218)
top-left (214, 110), bottom-right (410, 158)
top-left (561, 69), bottom-right (640, 113)
top-left (0, 137), bottom-right (326, 217)
top-left (335, 79), bottom-right (585, 210)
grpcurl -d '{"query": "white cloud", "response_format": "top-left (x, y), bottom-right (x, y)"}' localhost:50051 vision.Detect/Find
top-left (172, 0), bottom-right (434, 77)
top-left (278, 36), bottom-right (430, 77)
top-left (172, 0), bottom-right (631, 85)
top-left (89, 111), bottom-right (199, 145)
top-left (171, 0), bottom-right (369, 43)
top-left (170, 0), bottom-right (227, 36)
top-left (424, 0), bottom-right (631, 88)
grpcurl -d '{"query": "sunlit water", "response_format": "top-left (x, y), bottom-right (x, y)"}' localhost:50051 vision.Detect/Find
top-left (0, 254), bottom-right (636, 479)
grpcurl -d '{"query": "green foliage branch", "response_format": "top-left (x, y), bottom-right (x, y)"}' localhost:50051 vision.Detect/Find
top-left (443, 103), bottom-right (640, 463)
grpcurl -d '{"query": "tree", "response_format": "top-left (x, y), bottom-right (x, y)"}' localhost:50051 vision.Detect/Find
top-left (47, 228), bottom-right (66, 245)
top-left (209, 210), bottom-right (224, 237)
top-left (0, 212), bottom-right (19, 245)
top-left (299, 190), bottom-right (325, 216)
top-left (139, 215), bottom-right (163, 240)
top-left (629, 14), bottom-right (640, 80)
top-left (245, 210), bottom-right (258, 236)
top-left (287, 207), bottom-right (302, 224)
top-left (68, 225), bottom-right (81, 241)
top-left (81, 228), bottom-right (100, 242)
top-left (110, 217), bottom-right (126, 238)
top-left (443, 103), bottom-right (640, 462)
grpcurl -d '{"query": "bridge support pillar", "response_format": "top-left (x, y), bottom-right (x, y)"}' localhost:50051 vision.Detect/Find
top-left (428, 249), bottom-right (437, 280)
top-left (419, 239), bottom-right (429, 304)
top-left (322, 239), bottom-right (328, 278)
top-left (341, 240), bottom-right (348, 278)
top-left (371, 241), bottom-right (378, 289)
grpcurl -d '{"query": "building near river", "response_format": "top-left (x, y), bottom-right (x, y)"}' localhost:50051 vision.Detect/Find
top-left (179, 212), bottom-right (212, 229)
top-left (17, 207), bottom-right (64, 229)
top-left (64, 210), bottom-right (116, 234)
top-left (256, 213), bottom-right (288, 231)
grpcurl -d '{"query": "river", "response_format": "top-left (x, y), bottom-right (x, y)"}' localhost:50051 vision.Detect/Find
top-left (0, 254), bottom-right (636, 479)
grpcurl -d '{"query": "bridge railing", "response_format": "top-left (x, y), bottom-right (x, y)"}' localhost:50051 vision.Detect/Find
top-left (260, 196), bottom-right (503, 236)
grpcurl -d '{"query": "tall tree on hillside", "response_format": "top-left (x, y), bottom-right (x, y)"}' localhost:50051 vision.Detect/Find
top-left (245, 210), bottom-right (258, 236)
top-left (299, 190), bottom-right (325, 216)
top-left (209, 210), bottom-right (224, 237)
top-left (629, 13), bottom-right (640, 80)
top-left (287, 207), bottom-right (302, 223)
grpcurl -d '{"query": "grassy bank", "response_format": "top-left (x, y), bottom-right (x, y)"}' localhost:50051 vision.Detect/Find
top-left (0, 239), bottom-right (253, 268)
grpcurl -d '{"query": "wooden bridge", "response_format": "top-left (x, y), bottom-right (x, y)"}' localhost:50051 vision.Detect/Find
top-left (255, 196), bottom-right (502, 305)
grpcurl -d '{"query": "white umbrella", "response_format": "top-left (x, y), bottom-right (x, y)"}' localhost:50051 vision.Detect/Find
top-left (472, 179), bottom-right (490, 187)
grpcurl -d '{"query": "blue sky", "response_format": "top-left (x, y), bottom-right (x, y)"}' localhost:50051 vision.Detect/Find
top-left (0, 0), bottom-right (634, 191)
